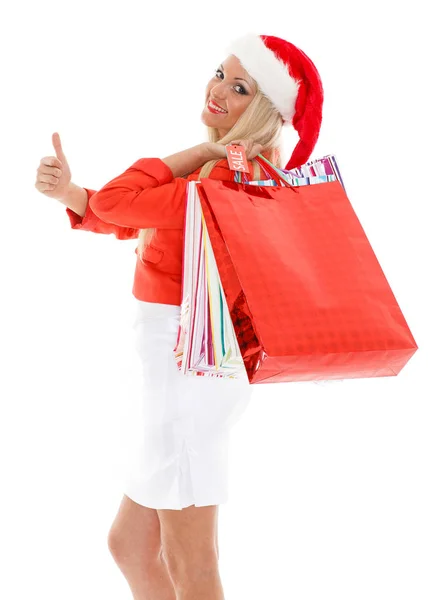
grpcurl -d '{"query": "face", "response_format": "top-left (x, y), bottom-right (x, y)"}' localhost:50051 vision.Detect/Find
top-left (201, 54), bottom-right (257, 138)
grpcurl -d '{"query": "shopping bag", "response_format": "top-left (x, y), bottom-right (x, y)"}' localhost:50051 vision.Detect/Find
top-left (174, 154), bottom-right (343, 379)
top-left (178, 154), bottom-right (418, 384)
top-left (234, 152), bottom-right (344, 189)
top-left (174, 178), bottom-right (251, 379)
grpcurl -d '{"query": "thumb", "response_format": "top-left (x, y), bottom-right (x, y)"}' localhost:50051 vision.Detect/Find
top-left (253, 142), bottom-right (263, 155)
top-left (52, 132), bottom-right (66, 161)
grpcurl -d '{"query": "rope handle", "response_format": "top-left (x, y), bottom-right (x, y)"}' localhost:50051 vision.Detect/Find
top-left (255, 154), bottom-right (297, 189)
top-left (235, 154), bottom-right (297, 191)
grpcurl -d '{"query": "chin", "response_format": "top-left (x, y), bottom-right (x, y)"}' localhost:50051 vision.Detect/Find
top-left (200, 111), bottom-right (216, 128)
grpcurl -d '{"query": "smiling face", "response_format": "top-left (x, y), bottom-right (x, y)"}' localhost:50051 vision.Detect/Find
top-left (201, 54), bottom-right (257, 138)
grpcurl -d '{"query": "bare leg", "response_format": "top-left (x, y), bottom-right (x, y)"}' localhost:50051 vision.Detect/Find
top-left (107, 494), bottom-right (177, 599)
top-left (158, 504), bottom-right (224, 600)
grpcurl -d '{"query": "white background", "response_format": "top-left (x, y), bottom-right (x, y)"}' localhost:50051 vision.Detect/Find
top-left (1, 1), bottom-right (426, 599)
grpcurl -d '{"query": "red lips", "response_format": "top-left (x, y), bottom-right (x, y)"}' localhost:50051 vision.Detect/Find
top-left (209, 99), bottom-right (227, 111)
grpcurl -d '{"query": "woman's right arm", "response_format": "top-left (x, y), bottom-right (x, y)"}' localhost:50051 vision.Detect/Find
top-left (161, 142), bottom-right (222, 177)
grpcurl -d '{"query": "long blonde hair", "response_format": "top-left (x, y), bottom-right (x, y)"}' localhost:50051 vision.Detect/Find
top-left (136, 84), bottom-right (285, 260)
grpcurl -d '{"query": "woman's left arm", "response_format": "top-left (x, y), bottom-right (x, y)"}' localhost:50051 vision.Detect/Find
top-left (65, 187), bottom-right (140, 240)
top-left (87, 143), bottom-right (221, 230)
top-left (87, 158), bottom-right (189, 230)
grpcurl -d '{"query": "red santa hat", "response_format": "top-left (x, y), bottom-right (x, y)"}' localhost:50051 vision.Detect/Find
top-left (224, 33), bottom-right (324, 170)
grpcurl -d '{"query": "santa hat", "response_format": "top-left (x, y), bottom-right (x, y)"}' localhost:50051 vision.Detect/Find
top-left (224, 33), bottom-right (324, 170)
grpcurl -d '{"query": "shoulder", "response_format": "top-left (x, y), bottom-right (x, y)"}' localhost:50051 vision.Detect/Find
top-left (185, 157), bottom-right (271, 182)
top-left (186, 158), bottom-right (235, 181)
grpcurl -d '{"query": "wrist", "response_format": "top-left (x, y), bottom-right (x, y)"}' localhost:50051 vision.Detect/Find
top-left (198, 142), bottom-right (213, 163)
top-left (199, 142), bottom-right (225, 163)
top-left (59, 182), bottom-right (88, 217)
top-left (61, 181), bottom-right (77, 201)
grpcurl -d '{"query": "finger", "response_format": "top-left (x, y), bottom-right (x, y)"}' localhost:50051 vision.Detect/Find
top-left (35, 182), bottom-right (56, 192)
top-left (41, 156), bottom-right (62, 169)
top-left (251, 143), bottom-right (263, 155)
top-left (52, 132), bottom-right (66, 161)
top-left (38, 173), bottom-right (59, 185)
top-left (38, 165), bottom-right (62, 178)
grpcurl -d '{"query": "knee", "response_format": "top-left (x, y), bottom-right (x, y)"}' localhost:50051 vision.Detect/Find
top-left (107, 526), bottom-right (126, 560)
top-left (107, 524), bottom-right (161, 567)
top-left (107, 526), bottom-right (131, 563)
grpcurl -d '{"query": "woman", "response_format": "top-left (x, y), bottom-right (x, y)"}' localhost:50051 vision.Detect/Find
top-left (34, 33), bottom-right (323, 600)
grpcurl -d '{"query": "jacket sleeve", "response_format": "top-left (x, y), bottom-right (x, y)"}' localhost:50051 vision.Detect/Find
top-left (66, 188), bottom-right (140, 240)
top-left (87, 157), bottom-right (188, 230)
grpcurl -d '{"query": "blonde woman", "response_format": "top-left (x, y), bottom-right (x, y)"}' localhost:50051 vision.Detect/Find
top-left (35, 33), bottom-right (323, 600)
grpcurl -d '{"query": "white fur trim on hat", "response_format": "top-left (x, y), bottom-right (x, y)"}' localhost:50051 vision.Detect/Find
top-left (224, 33), bottom-right (300, 122)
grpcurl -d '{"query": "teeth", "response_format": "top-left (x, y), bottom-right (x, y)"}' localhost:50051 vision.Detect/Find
top-left (209, 101), bottom-right (227, 113)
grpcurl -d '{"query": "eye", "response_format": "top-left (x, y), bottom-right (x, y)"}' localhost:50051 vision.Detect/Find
top-left (214, 69), bottom-right (248, 95)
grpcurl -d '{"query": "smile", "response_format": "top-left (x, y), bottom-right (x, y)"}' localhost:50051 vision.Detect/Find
top-left (207, 100), bottom-right (228, 114)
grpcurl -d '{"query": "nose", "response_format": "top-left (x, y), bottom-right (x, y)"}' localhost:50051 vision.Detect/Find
top-left (210, 92), bottom-right (227, 108)
top-left (210, 82), bottom-right (227, 101)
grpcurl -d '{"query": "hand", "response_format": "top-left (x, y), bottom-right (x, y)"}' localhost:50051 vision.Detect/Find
top-left (203, 138), bottom-right (264, 162)
top-left (228, 138), bottom-right (264, 161)
top-left (34, 132), bottom-right (72, 199)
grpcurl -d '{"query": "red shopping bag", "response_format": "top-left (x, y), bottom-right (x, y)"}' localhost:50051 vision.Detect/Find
top-left (197, 161), bottom-right (418, 384)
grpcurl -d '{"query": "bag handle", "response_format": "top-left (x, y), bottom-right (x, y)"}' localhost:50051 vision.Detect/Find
top-left (234, 155), bottom-right (283, 185)
top-left (232, 153), bottom-right (301, 196)
top-left (255, 154), bottom-right (298, 188)
top-left (235, 154), bottom-right (297, 191)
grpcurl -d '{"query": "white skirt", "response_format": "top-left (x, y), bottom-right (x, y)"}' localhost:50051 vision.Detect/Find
top-left (122, 299), bottom-right (253, 510)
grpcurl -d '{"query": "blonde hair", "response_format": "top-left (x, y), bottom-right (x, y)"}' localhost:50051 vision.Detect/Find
top-left (136, 83), bottom-right (285, 260)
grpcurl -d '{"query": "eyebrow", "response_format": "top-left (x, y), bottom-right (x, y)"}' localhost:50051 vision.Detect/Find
top-left (220, 64), bottom-right (251, 87)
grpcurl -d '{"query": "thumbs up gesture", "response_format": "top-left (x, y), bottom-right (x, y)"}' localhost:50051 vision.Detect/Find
top-left (35, 132), bottom-right (72, 199)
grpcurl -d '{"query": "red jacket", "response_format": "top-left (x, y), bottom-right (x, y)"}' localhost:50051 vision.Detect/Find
top-left (66, 155), bottom-right (273, 305)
